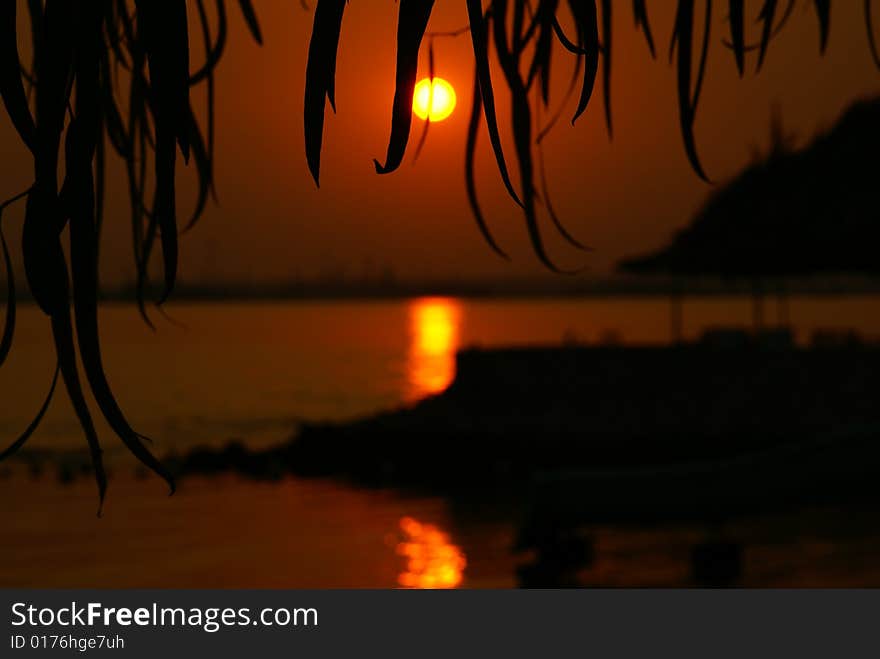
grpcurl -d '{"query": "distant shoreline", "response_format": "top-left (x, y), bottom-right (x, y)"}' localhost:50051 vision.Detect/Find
top-left (5, 275), bottom-right (880, 304)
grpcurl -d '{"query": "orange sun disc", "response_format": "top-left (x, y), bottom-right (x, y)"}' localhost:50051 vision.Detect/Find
top-left (413, 78), bottom-right (457, 122)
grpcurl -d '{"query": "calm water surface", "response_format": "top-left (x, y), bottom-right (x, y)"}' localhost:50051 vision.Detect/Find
top-left (1, 295), bottom-right (879, 587)
top-left (4, 295), bottom-right (879, 455)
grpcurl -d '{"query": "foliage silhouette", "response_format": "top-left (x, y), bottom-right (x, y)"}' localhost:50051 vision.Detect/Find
top-left (0, 1), bottom-right (878, 505)
top-left (0, 0), bottom-right (261, 510)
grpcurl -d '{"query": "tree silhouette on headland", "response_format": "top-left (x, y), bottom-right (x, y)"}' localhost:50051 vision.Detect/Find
top-left (1, 1), bottom-right (878, 507)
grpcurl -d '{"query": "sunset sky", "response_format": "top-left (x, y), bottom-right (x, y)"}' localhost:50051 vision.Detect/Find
top-left (1, 2), bottom-right (878, 285)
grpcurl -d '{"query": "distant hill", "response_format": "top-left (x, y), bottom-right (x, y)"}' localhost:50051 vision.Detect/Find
top-left (620, 97), bottom-right (880, 277)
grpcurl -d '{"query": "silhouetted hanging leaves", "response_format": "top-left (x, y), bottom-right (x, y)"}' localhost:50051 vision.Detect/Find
top-left (24, 0), bottom-right (73, 318)
top-left (374, 0), bottom-right (435, 174)
top-left (0, 363), bottom-right (59, 462)
top-left (190, 0), bottom-right (229, 85)
top-left (24, 0), bottom-right (42, 96)
top-left (182, 106), bottom-right (214, 231)
top-left (599, 0), bottom-right (612, 137)
top-left (535, 96), bottom-right (589, 252)
top-left (412, 39), bottom-right (436, 163)
top-left (193, 0), bottom-right (217, 202)
top-left (0, 202), bottom-right (17, 366)
top-left (670, 0), bottom-right (713, 182)
top-left (98, 46), bottom-right (132, 156)
top-left (633, 0), bottom-right (656, 58)
top-left (135, 0), bottom-right (190, 307)
top-left (494, 0), bottom-right (569, 272)
top-left (461, 0), bottom-right (587, 264)
top-left (0, 0), bottom-right (261, 502)
top-left (237, 0), bottom-right (263, 45)
top-left (94, 113), bottom-right (105, 251)
top-left (67, 4), bottom-right (174, 501)
top-left (814, 0), bottom-right (831, 53)
top-left (465, 74), bottom-right (509, 258)
top-left (568, 0), bottom-right (599, 124)
top-left (0, 188), bottom-right (30, 367)
top-left (535, 42), bottom-right (582, 142)
top-left (53, 300), bottom-right (109, 510)
top-left (526, 0), bottom-right (559, 106)
top-left (757, 0), bottom-right (780, 72)
top-left (867, 0), bottom-right (880, 67)
top-left (719, 0), bottom-right (796, 72)
top-left (729, 0), bottom-right (746, 76)
top-left (304, 0), bottom-right (347, 186)
top-left (465, 0), bottom-right (522, 205)
top-left (0, 1), bottom-right (35, 151)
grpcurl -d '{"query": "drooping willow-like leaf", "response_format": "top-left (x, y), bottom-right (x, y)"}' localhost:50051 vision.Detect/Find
top-left (374, 0), bottom-right (436, 174)
top-left (135, 0), bottom-right (190, 308)
top-left (535, 36), bottom-right (583, 142)
top-left (304, 0), bottom-right (347, 186)
top-left (866, 0), bottom-right (880, 67)
top-left (670, 0), bottom-right (713, 182)
top-left (633, 0), bottom-right (656, 58)
top-left (190, 0), bottom-right (229, 85)
top-left (526, 0), bottom-right (559, 106)
top-left (534, 87), bottom-right (589, 252)
top-left (412, 39), bottom-right (436, 163)
top-left (0, 1), bottom-right (35, 151)
top-left (0, 362), bottom-right (60, 464)
top-left (0, 0), bottom-right (261, 503)
top-left (569, 0), bottom-right (600, 125)
top-left (729, 0), bottom-right (746, 77)
top-left (0, 189), bottom-right (30, 367)
top-left (599, 0), bottom-right (612, 137)
top-left (465, 0), bottom-right (522, 206)
top-left (718, 0), bottom-right (797, 72)
top-left (493, 0), bottom-right (580, 271)
top-left (464, 73), bottom-right (509, 258)
top-left (757, 0), bottom-right (782, 72)
top-left (237, 0), bottom-right (264, 45)
top-left (814, 0), bottom-right (831, 53)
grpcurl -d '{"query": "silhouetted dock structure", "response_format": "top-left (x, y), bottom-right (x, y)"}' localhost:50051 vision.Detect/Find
top-left (281, 330), bottom-right (880, 512)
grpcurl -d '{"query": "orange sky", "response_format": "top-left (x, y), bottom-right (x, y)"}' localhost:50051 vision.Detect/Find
top-left (1, 2), bottom-right (878, 285)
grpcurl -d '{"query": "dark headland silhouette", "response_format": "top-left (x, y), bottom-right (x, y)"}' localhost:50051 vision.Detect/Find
top-left (621, 96), bottom-right (880, 279)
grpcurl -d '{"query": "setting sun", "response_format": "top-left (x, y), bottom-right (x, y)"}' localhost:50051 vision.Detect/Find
top-left (413, 77), bottom-right (457, 122)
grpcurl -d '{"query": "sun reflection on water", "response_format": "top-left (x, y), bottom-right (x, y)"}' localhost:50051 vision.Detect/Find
top-left (397, 516), bottom-right (467, 589)
top-left (407, 298), bottom-right (462, 400)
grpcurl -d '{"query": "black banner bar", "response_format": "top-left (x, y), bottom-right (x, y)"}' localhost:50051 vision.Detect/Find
top-left (1, 589), bottom-right (876, 657)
